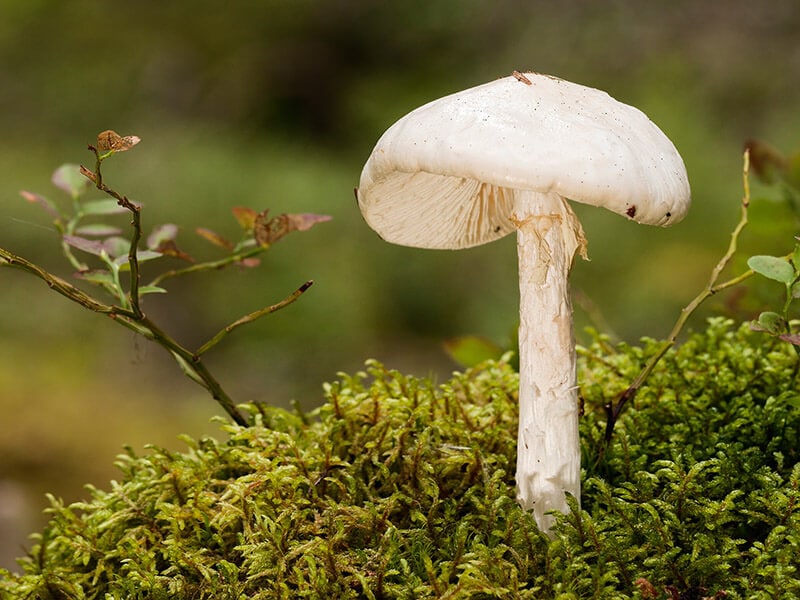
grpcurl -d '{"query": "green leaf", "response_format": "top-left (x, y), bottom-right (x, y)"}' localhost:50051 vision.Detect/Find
top-left (115, 250), bottom-right (163, 269)
top-left (783, 395), bottom-right (800, 409)
top-left (138, 285), bottom-right (167, 296)
top-left (80, 199), bottom-right (129, 216)
top-left (51, 164), bottom-right (91, 199)
top-left (75, 224), bottom-right (123, 237)
top-left (74, 270), bottom-right (115, 286)
top-left (443, 335), bottom-right (504, 368)
top-left (751, 311), bottom-right (785, 335)
top-left (103, 236), bottom-right (131, 258)
top-left (147, 224), bottom-right (179, 250)
top-left (747, 255), bottom-right (795, 284)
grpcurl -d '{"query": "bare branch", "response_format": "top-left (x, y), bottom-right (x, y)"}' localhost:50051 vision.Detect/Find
top-left (196, 280), bottom-right (314, 357)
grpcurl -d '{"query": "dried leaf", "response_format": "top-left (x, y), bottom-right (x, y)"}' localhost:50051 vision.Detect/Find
top-left (745, 139), bottom-right (787, 185)
top-left (155, 239), bottom-right (194, 263)
top-left (253, 211), bottom-right (331, 246)
top-left (97, 130), bottom-right (141, 153)
top-left (253, 210), bottom-right (286, 246)
top-left (196, 227), bottom-right (233, 250)
top-left (52, 164), bottom-right (91, 198)
top-left (231, 206), bottom-right (258, 232)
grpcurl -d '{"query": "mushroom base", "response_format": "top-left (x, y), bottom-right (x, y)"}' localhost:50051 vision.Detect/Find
top-left (511, 190), bottom-right (586, 533)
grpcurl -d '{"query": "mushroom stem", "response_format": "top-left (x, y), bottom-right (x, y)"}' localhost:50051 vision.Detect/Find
top-left (511, 190), bottom-right (586, 533)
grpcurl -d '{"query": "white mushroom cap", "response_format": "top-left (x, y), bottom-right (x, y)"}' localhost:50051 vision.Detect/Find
top-left (357, 72), bottom-right (691, 250)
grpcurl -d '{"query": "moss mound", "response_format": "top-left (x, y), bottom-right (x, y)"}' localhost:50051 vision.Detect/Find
top-left (2, 319), bottom-right (800, 599)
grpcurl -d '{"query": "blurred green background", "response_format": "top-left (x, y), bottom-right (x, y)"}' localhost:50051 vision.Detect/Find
top-left (1, 0), bottom-right (799, 570)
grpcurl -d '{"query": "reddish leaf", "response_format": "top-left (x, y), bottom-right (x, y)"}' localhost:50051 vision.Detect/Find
top-left (779, 333), bottom-right (800, 346)
top-left (63, 235), bottom-right (106, 256)
top-left (286, 213), bottom-right (332, 232)
top-left (237, 257), bottom-right (261, 268)
top-left (231, 206), bottom-right (258, 232)
top-left (195, 227), bottom-right (233, 250)
top-left (20, 190), bottom-right (61, 219)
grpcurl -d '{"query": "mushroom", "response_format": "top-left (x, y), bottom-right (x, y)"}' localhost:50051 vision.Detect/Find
top-left (356, 71), bottom-right (690, 533)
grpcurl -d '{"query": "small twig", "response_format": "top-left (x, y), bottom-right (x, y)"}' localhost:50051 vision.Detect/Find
top-left (0, 247), bottom-right (131, 317)
top-left (602, 150), bottom-right (754, 444)
top-left (147, 244), bottom-right (265, 288)
top-left (136, 314), bottom-right (247, 425)
top-left (80, 162), bottom-right (143, 315)
top-left (195, 280), bottom-right (314, 357)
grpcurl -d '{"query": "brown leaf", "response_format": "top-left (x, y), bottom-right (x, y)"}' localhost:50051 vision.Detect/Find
top-left (253, 210), bottom-right (331, 246)
top-left (253, 210), bottom-right (287, 246)
top-left (195, 227), bottom-right (234, 250)
top-left (97, 130), bottom-right (141, 153)
top-left (231, 206), bottom-right (258, 232)
top-left (745, 139), bottom-right (786, 185)
top-left (634, 579), bottom-right (659, 600)
top-left (155, 239), bottom-right (195, 263)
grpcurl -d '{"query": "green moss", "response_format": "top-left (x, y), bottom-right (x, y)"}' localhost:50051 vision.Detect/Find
top-left (2, 319), bottom-right (800, 599)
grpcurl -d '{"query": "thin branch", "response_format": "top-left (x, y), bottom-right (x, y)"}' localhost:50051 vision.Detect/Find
top-left (196, 280), bottom-right (314, 357)
top-left (0, 247), bottom-right (130, 317)
top-left (147, 244), bottom-right (265, 288)
top-left (602, 150), bottom-right (754, 443)
top-left (79, 163), bottom-right (143, 315)
top-left (136, 314), bottom-right (247, 426)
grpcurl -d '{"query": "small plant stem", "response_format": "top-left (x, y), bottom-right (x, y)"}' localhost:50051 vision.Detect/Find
top-left (147, 244), bottom-right (266, 288)
top-left (196, 280), bottom-right (314, 357)
top-left (125, 204), bottom-right (143, 316)
top-left (135, 314), bottom-right (247, 426)
top-left (0, 248), bottom-right (130, 317)
top-left (79, 164), bottom-right (143, 316)
top-left (603, 150), bottom-right (753, 442)
top-left (0, 246), bottom-right (248, 426)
